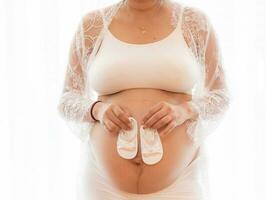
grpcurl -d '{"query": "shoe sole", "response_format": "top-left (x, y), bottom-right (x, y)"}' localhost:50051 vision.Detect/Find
top-left (139, 125), bottom-right (163, 165)
top-left (117, 117), bottom-right (138, 159)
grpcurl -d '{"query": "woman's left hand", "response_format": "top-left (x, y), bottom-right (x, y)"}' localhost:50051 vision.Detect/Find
top-left (140, 101), bottom-right (197, 137)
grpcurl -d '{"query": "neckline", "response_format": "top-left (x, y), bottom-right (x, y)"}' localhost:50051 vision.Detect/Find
top-left (106, 21), bottom-right (180, 47)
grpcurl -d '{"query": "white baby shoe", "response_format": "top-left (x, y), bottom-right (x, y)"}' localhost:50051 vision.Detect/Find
top-left (116, 117), bottom-right (138, 159)
top-left (139, 126), bottom-right (163, 165)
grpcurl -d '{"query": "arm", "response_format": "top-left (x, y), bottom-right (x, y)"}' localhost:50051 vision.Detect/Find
top-left (57, 13), bottom-right (102, 142)
top-left (181, 7), bottom-right (231, 146)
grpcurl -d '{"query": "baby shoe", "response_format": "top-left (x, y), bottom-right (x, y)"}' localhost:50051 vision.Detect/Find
top-left (117, 117), bottom-right (138, 159)
top-left (139, 126), bottom-right (163, 165)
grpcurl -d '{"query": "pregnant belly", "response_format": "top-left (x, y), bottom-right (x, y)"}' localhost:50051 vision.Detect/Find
top-left (88, 89), bottom-right (199, 194)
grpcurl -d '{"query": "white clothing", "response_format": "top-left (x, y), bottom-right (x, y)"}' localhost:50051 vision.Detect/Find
top-left (57, 1), bottom-right (231, 199)
top-left (75, 4), bottom-right (210, 200)
top-left (88, 5), bottom-right (201, 96)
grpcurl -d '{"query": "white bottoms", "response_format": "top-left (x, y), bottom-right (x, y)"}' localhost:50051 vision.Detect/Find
top-left (76, 141), bottom-right (210, 200)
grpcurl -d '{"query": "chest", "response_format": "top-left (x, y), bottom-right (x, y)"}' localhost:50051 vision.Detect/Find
top-left (87, 27), bottom-right (201, 96)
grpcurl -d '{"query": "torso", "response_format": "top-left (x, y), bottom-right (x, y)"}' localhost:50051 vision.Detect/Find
top-left (87, 0), bottom-right (200, 194)
top-left (90, 89), bottom-right (200, 194)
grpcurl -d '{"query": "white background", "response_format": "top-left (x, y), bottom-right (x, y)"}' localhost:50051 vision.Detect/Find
top-left (0, 0), bottom-right (265, 199)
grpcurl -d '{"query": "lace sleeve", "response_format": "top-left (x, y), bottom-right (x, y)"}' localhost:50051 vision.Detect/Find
top-left (57, 11), bottom-right (102, 142)
top-left (181, 6), bottom-right (231, 147)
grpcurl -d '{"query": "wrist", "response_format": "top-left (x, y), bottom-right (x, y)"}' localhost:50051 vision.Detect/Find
top-left (91, 101), bottom-right (103, 121)
top-left (183, 101), bottom-right (199, 120)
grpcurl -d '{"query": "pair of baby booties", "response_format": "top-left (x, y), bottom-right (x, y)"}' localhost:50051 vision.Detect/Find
top-left (117, 117), bottom-right (163, 165)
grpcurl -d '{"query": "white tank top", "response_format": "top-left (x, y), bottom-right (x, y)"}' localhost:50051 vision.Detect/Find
top-left (88, 8), bottom-right (201, 96)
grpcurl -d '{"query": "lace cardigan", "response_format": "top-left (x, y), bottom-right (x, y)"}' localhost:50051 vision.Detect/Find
top-left (57, 0), bottom-right (231, 147)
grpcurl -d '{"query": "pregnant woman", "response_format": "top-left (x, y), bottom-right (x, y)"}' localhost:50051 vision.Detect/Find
top-left (57, 0), bottom-right (231, 199)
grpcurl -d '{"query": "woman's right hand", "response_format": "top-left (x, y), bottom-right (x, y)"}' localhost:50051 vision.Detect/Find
top-left (94, 102), bottom-right (133, 135)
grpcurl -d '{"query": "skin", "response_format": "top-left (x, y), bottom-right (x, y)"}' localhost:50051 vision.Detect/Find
top-left (86, 0), bottom-right (200, 194)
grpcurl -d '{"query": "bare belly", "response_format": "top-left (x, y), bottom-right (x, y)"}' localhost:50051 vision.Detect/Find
top-left (89, 88), bottom-right (199, 194)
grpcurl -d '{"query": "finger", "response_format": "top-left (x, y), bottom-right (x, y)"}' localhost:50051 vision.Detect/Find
top-left (142, 102), bottom-right (164, 124)
top-left (160, 120), bottom-right (176, 138)
top-left (119, 105), bottom-right (132, 117)
top-left (103, 121), bottom-right (112, 134)
top-left (104, 119), bottom-right (120, 134)
top-left (113, 105), bottom-right (132, 127)
top-left (151, 114), bottom-right (173, 130)
top-left (110, 109), bottom-right (130, 130)
top-left (144, 107), bottom-right (168, 128)
top-left (103, 119), bottom-right (111, 132)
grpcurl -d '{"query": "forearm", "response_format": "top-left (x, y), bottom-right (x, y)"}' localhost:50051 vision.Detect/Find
top-left (186, 88), bottom-right (230, 121)
top-left (57, 91), bottom-right (94, 123)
